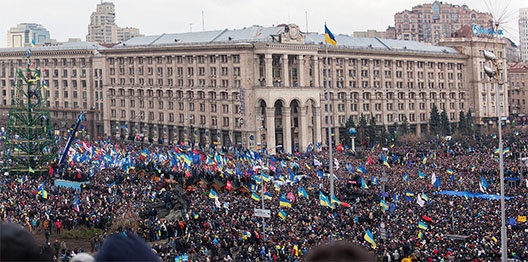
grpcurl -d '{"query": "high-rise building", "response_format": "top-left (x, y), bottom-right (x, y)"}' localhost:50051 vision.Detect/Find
top-left (7, 23), bottom-right (50, 48)
top-left (394, 1), bottom-right (493, 44)
top-left (86, 2), bottom-right (141, 44)
top-left (520, 8), bottom-right (528, 62)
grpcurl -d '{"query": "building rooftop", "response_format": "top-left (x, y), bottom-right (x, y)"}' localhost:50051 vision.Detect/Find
top-left (509, 62), bottom-right (528, 70)
top-left (0, 41), bottom-right (106, 53)
top-left (118, 24), bottom-right (459, 55)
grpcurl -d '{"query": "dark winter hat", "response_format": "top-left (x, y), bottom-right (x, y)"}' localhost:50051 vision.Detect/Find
top-left (305, 240), bottom-right (375, 262)
top-left (1, 223), bottom-right (52, 261)
top-left (95, 232), bottom-right (160, 261)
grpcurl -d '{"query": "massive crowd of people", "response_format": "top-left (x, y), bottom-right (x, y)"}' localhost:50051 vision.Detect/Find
top-left (1, 129), bottom-right (528, 261)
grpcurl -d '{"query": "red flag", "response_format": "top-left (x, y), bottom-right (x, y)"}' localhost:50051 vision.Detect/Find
top-left (337, 144), bottom-right (344, 151)
top-left (367, 156), bottom-right (372, 165)
top-left (341, 202), bottom-right (351, 208)
top-left (226, 181), bottom-right (232, 190)
top-left (49, 166), bottom-right (54, 176)
top-left (185, 170), bottom-right (191, 177)
top-left (422, 215), bottom-right (433, 222)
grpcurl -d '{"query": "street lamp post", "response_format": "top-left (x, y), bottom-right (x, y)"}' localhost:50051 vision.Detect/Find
top-left (483, 23), bottom-right (507, 261)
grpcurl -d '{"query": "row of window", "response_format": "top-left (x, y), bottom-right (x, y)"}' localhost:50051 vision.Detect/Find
top-left (109, 66), bottom-right (241, 77)
top-left (108, 55), bottom-right (240, 65)
top-left (327, 111), bottom-right (459, 125)
top-left (108, 89), bottom-right (242, 100)
top-left (324, 101), bottom-right (463, 112)
top-left (109, 110), bottom-right (241, 127)
top-left (1, 58), bottom-right (87, 68)
top-left (109, 99), bottom-right (242, 114)
top-left (0, 67), bottom-right (88, 79)
top-left (335, 91), bottom-right (465, 100)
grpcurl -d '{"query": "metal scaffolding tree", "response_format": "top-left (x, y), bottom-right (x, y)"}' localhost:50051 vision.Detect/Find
top-left (2, 51), bottom-right (56, 175)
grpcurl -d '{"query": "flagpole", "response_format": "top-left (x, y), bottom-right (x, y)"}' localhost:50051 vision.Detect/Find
top-left (325, 23), bottom-right (335, 199)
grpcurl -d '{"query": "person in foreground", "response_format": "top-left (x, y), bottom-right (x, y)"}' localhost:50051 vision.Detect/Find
top-left (95, 232), bottom-right (160, 261)
top-left (0, 223), bottom-right (54, 261)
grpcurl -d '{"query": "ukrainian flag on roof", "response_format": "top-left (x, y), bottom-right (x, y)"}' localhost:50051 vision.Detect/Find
top-left (324, 25), bottom-right (337, 46)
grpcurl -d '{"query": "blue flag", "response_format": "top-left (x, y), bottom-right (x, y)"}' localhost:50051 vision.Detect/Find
top-left (509, 217), bottom-right (517, 226)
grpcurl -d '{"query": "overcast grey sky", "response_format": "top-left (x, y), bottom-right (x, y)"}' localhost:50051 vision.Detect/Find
top-left (1, 0), bottom-right (525, 47)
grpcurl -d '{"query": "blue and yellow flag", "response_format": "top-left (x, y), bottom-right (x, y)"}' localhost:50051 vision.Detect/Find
top-left (264, 192), bottom-right (273, 200)
top-left (280, 197), bottom-right (291, 208)
top-left (209, 189), bottom-right (218, 199)
top-left (324, 25), bottom-right (337, 46)
top-left (446, 168), bottom-right (454, 175)
top-left (319, 192), bottom-right (333, 208)
top-left (274, 182), bottom-right (281, 191)
top-left (28, 167), bottom-right (35, 173)
top-left (364, 229), bottom-right (376, 249)
top-left (418, 222), bottom-right (428, 230)
top-left (251, 192), bottom-right (261, 201)
top-left (278, 210), bottom-right (287, 220)
top-left (503, 147), bottom-right (510, 155)
top-left (361, 177), bottom-right (368, 189)
top-left (380, 199), bottom-right (389, 211)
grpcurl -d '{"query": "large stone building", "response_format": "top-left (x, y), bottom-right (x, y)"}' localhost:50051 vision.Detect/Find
top-left (0, 24), bottom-right (510, 153)
top-left (508, 62), bottom-right (528, 118)
top-left (520, 8), bottom-right (528, 62)
top-left (86, 2), bottom-right (141, 44)
top-left (394, 1), bottom-right (493, 44)
top-left (7, 23), bottom-right (51, 48)
top-left (99, 24), bottom-right (471, 153)
top-left (0, 42), bottom-right (106, 137)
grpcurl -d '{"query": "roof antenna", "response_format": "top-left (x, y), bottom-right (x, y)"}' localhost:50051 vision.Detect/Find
top-left (305, 11), bottom-right (309, 33)
top-left (202, 11), bottom-right (205, 31)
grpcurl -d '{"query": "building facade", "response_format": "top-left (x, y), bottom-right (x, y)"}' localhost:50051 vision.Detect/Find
top-left (0, 42), bottom-right (105, 138)
top-left (86, 2), bottom-right (141, 44)
top-left (3, 24), bottom-right (505, 154)
top-left (508, 62), bottom-right (528, 117)
top-left (394, 1), bottom-right (493, 44)
top-left (7, 23), bottom-right (50, 48)
top-left (99, 24), bottom-right (469, 153)
top-left (520, 8), bottom-right (528, 62)
top-left (440, 36), bottom-right (509, 126)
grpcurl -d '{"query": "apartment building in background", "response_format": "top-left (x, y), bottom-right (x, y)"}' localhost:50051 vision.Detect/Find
top-left (394, 1), bottom-right (493, 44)
top-left (7, 23), bottom-right (51, 48)
top-left (520, 8), bottom-right (528, 62)
top-left (86, 2), bottom-right (141, 44)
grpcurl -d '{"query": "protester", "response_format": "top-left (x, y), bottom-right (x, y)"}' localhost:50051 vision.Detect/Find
top-left (1, 130), bottom-right (528, 261)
